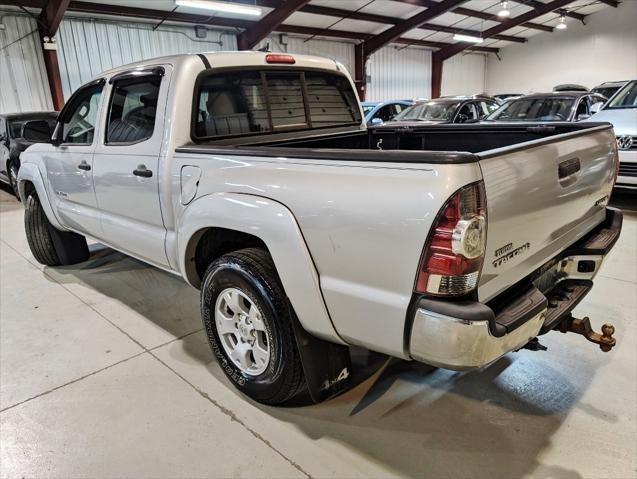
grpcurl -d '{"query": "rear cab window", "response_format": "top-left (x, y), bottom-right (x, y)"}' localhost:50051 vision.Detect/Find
top-left (193, 68), bottom-right (361, 141)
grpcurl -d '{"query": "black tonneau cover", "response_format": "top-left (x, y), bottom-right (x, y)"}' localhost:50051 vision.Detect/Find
top-left (175, 122), bottom-right (613, 165)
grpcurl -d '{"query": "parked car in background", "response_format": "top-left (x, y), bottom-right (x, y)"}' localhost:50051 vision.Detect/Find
top-left (493, 93), bottom-right (523, 103)
top-left (361, 100), bottom-right (413, 126)
top-left (486, 92), bottom-right (607, 123)
top-left (0, 112), bottom-right (58, 198)
top-left (385, 95), bottom-right (499, 125)
top-left (589, 79), bottom-right (637, 190)
top-left (591, 81), bottom-right (628, 101)
top-left (553, 84), bottom-right (589, 92)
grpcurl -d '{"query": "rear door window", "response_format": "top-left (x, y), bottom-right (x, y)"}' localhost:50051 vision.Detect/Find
top-left (106, 76), bottom-right (161, 144)
top-left (194, 69), bottom-right (360, 140)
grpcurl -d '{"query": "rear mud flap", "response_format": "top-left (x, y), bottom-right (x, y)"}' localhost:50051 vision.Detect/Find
top-left (289, 303), bottom-right (352, 403)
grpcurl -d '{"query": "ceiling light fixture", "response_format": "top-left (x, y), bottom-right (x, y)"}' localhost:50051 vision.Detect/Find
top-left (175, 0), bottom-right (262, 16)
top-left (497, 1), bottom-right (510, 18)
top-left (556, 12), bottom-right (567, 29)
top-left (453, 33), bottom-right (484, 43)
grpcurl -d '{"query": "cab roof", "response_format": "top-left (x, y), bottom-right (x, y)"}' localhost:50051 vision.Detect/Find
top-left (99, 51), bottom-right (344, 78)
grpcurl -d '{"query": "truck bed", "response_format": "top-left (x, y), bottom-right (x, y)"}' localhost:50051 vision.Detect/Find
top-left (177, 123), bottom-right (613, 162)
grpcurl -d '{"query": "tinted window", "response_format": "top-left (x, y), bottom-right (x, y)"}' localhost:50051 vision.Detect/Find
top-left (606, 80), bottom-right (637, 109)
top-left (479, 101), bottom-right (499, 117)
top-left (8, 118), bottom-right (56, 139)
top-left (591, 87), bottom-right (620, 99)
top-left (456, 103), bottom-right (477, 122)
top-left (194, 70), bottom-right (360, 139)
top-left (106, 76), bottom-right (161, 144)
top-left (488, 97), bottom-right (575, 121)
top-left (394, 102), bottom-right (461, 121)
top-left (60, 84), bottom-right (103, 144)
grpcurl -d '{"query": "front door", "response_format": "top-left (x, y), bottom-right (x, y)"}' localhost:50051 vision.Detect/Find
top-left (92, 66), bottom-right (169, 268)
top-left (43, 79), bottom-right (105, 237)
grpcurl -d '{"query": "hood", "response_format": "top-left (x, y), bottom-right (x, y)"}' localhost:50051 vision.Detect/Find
top-left (588, 108), bottom-right (637, 135)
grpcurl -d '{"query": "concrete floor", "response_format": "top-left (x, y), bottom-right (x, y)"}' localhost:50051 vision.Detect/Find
top-left (0, 184), bottom-right (635, 479)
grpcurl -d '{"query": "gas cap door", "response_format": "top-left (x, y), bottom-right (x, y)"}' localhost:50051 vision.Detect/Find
top-left (180, 165), bottom-right (202, 205)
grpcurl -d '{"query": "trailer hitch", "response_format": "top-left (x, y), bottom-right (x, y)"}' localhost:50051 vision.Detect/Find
top-left (558, 315), bottom-right (616, 352)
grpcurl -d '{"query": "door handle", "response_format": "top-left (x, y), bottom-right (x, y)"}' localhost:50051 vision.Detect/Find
top-left (77, 161), bottom-right (91, 171)
top-left (133, 165), bottom-right (153, 178)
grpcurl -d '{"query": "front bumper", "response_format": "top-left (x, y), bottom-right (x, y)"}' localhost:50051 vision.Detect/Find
top-left (409, 207), bottom-right (623, 370)
top-left (617, 149), bottom-right (637, 189)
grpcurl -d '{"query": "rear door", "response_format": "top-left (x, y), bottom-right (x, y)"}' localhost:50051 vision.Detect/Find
top-left (477, 125), bottom-right (617, 301)
top-left (92, 66), bottom-right (170, 267)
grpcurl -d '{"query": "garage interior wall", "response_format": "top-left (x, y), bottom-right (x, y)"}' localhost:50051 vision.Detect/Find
top-left (258, 34), bottom-right (355, 75)
top-left (56, 18), bottom-right (237, 98)
top-left (486, 1), bottom-right (637, 94)
top-left (366, 46), bottom-right (432, 101)
top-left (0, 15), bottom-right (53, 113)
top-left (441, 53), bottom-right (487, 97)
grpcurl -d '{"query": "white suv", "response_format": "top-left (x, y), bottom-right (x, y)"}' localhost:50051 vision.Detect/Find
top-left (590, 79), bottom-right (637, 190)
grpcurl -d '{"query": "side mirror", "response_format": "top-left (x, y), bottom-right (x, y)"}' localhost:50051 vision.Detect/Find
top-left (590, 102), bottom-right (603, 114)
top-left (369, 118), bottom-right (384, 127)
top-left (576, 113), bottom-right (591, 121)
top-left (22, 120), bottom-right (53, 142)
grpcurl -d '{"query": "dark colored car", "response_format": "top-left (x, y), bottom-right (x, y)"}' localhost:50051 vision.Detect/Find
top-left (486, 92), bottom-right (607, 123)
top-left (591, 81), bottom-right (628, 101)
top-left (386, 95), bottom-right (500, 125)
top-left (0, 111), bottom-right (58, 198)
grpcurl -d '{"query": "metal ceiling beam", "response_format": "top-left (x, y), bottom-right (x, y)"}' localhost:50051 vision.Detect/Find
top-left (512, 0), bottom-right (585, 21)
top-left (391, 0), bottom-right (554, 32)
top-left (363, 0), bottom-right (468, 56)
top-left (254, 0), bottom-right (527, 43)
top-left (0, 0), bottom-right (499, 53)
top-left (434, 0), bottom-right (578, 61)
top-left (237, 0), bottom-right (310, 50)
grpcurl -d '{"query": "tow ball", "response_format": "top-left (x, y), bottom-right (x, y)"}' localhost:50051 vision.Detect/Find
top-left (558, 315), bottom-right (617, 352)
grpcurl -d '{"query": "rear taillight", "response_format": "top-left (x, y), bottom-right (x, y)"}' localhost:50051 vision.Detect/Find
top-left (265, 54), bottom-right (296, 64)
top-left (415, 182), bottom-right (487, 297)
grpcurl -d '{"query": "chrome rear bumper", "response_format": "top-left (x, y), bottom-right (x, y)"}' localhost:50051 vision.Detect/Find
top-left (408, 207), bottom-right (622, 370)
top-left (409, 308), bottom-right (545, 370)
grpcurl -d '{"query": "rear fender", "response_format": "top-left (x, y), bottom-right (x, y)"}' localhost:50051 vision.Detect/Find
top-left (178, 192), bottom-right (345, 344)
top-left (17, 162), bottom-right (67, 231)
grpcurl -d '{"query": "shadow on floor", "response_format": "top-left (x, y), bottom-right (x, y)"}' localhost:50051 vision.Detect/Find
top-left (39, 238), bottom-right (611, 478)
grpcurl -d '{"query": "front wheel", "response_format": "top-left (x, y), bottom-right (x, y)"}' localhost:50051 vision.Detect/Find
top-left (24, 192), bottom-right (90, 266)
top-left (200, 248), bottom-right (306, 405)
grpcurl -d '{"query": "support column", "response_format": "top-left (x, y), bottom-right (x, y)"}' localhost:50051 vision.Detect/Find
top-left (39, 33), bottom-right (65, 110)
top-left (354, 43), bottom-right (367, 101)
top-left (431, 53), bottom-right (443, 99)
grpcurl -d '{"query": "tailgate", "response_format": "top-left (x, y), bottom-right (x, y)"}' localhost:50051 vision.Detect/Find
top-left (477, 125), bottom-right (617, 301)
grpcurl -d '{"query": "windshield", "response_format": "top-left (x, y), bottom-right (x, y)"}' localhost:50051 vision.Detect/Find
top-left (591, 86), bottom-right (620, 100)
top-left (393, 101), bottom-right (460, 121)
top-left (605, 80), bottom-right (637, 109)
top-left (487, 97), bottom-right (575, 121)
top-left (362, 104), bottom-right (376, 115)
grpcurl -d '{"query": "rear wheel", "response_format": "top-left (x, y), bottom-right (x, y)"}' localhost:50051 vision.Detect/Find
top-left (200, 248), bottom-right (306, 405)
top-left (24, 191), bottom-right (90, 266)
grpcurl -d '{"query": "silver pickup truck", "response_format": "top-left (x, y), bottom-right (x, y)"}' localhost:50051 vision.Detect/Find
top-left (18, 52), bottom-right (623, 405)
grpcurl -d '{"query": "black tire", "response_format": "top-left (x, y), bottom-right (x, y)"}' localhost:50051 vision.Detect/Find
top-left (24, 192), bottom-right (90, 266)
top-left (8, 161), bottom-right (20, 201)
top-left (201, 248), bottom-right (306, 405)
